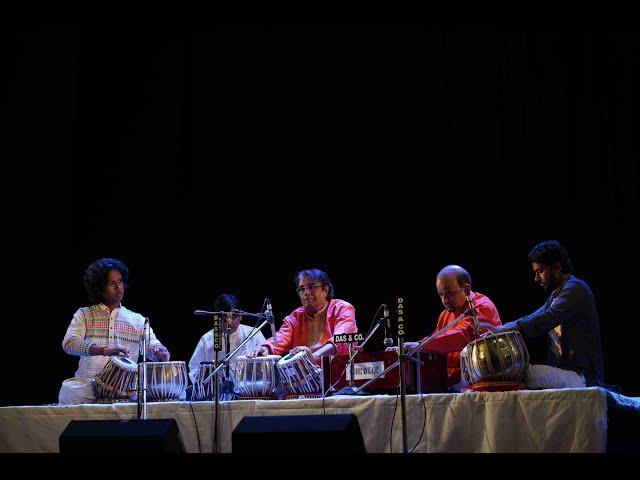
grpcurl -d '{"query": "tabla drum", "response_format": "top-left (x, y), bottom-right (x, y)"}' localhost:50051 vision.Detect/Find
top-left (145, 361), bottom-right (188, 401)
top-left (460, 331), bottom-right (530, 384)
top-left (234, 355), bottom-right (281, 398)
top-left (94, 356), bottom-right (138, 400)
top-left (192, 361), bottom-right (234, 401)
top-left (277, 351), bottom-right (322, 396)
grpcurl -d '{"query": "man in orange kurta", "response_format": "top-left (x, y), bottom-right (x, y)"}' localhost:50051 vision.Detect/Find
top-left (252, 268), bottom-right (357, 364)
top-left (397, 265), bottom-right (502, 389)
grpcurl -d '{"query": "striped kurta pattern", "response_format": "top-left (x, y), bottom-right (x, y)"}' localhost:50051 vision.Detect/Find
top-left (62, 303), bottom-right (163, 379)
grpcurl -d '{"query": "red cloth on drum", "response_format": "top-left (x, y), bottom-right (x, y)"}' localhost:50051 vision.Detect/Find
top-left (420, 291), bottom-right (502, 387)
top-left (263, 299), bottom-right (357, 361)
top-left (461, 381), bottom-right (526, 392)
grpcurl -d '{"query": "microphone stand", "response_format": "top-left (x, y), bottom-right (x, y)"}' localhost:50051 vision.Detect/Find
top-left (333, 314), bottom-right (386, 396)
top-left (221, 313), bottom-right (234, 401)
top-left (195, 309), bottom-right (269, 453)
top-left (136, 317), bottom-right (149, 420)
top-left (398, 335), bottom-right (408, 452)
top-left (212, 314), bottom-right (222, 454)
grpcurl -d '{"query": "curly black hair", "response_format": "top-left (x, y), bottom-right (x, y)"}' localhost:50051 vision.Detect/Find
top-left (528, 240), bottom-right (573, 274)
top-left (83, 258), bottom-right (130, 304)
top-left (293, 268), bottom-right (334, 300)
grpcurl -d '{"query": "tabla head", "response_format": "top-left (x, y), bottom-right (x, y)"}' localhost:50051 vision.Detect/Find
top-left (111, 356), bottom-right (137, 371)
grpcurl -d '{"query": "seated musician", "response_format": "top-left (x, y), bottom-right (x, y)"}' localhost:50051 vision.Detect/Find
top-left (188, 293), bottom-right (266, 385)
top-left (476, 240), bottom-right (604, 389)
top-left (249, 268), bottom-right (358, 364)
top-left (59, 258), bottom-right (170, 404)
top-left (387, 265), bottom-right (502, 392)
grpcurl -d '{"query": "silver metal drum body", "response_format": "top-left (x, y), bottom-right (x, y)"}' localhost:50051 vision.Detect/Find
top-left (460, 331), bottom-right (530, 384)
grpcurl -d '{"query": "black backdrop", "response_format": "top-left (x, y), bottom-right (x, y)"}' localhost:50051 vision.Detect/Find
top-left (4, 26), bottom-right (639, 406)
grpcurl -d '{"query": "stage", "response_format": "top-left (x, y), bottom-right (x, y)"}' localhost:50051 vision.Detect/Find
top-left (0, 387), bottom-right (619, 453)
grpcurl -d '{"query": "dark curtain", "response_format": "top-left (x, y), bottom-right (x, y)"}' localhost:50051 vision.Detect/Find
top-left (4, 26), bottom-right (638, 406)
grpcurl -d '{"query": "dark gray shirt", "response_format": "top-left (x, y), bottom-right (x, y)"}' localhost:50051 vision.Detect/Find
top-left (513, 275), bottom-right (604, 387)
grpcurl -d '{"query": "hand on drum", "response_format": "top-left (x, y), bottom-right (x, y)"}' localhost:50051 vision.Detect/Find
top-left (476, 321), bottom-right (500, 337)
top-left (247, 346), bottom-right (270, 359)
top-left (289, 345), bottom-right (317, 363)
top-left (103, 347), bottom-right (129, 357)
top-left (385, 341), bottom-right (419, 353)
top-left (152, 344), bottom-right (170, 361)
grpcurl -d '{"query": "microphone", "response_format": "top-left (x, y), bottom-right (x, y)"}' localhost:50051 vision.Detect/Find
top-left (139, 317), bottom-right (149, 357)
top-left (224, 312), bottom-right (233, 339)
top-left (265, 298), bottom-right (279, 345)
top-left (382, 304), bottom-right (393, 347)
top-left (462, 285), bottom-right (480, 333)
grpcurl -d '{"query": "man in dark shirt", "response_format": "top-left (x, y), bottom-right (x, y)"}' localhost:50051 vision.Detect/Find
top-left (478, 240), bottom-right (604, 388)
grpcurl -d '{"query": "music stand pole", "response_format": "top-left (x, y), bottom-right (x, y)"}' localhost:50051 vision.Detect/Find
top-left (136, 317), bottom-right (149, 420)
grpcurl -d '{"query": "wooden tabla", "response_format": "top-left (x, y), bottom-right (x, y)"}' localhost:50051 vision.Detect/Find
top-left (277, 351), bottom-right (322, 395)
top-left (94, 356), bottom-right (138, 400)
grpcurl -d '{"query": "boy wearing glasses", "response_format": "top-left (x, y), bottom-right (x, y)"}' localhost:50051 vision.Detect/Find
top-left (58, 257), bottom-right (170, 404)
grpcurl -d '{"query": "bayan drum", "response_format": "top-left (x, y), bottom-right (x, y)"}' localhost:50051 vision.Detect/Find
top-left (94, 357), bottom-right (138, 400)
top-left (277, 351), bottom-right (322, 396)
top-left (145, 361), bottom-right (188, 401)
top-left (460, 331), bottom-right (530, 385)
top-left (234, 355), bottom-right (280, 398)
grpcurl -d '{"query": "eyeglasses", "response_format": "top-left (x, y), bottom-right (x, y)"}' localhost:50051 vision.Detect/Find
top-left (106, 279), bottom-right (124, 287)
top-left (296, 284), bottom-right (323, 294)
top-left (437, 289), bottom-right (463, 299)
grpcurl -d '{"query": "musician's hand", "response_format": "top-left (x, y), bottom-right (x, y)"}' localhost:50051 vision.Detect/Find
top-left (103, 347), bottom-right (129, 357)
top-left (476, 322), bottom-right (500, 336)
top-left (248, 346), bottom-right (269, 358)
top-left (404, 341), bottom-right (420, 351)
top-left (290, 345), bottom-right (316, 361)
top-left (385, 341), bottom-right (419, 353)
top-left (152, 345), bottom-right (170, 361)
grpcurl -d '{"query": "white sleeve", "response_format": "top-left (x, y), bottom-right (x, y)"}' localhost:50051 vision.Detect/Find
top-left (62, 308), bottom-right (92, 356)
